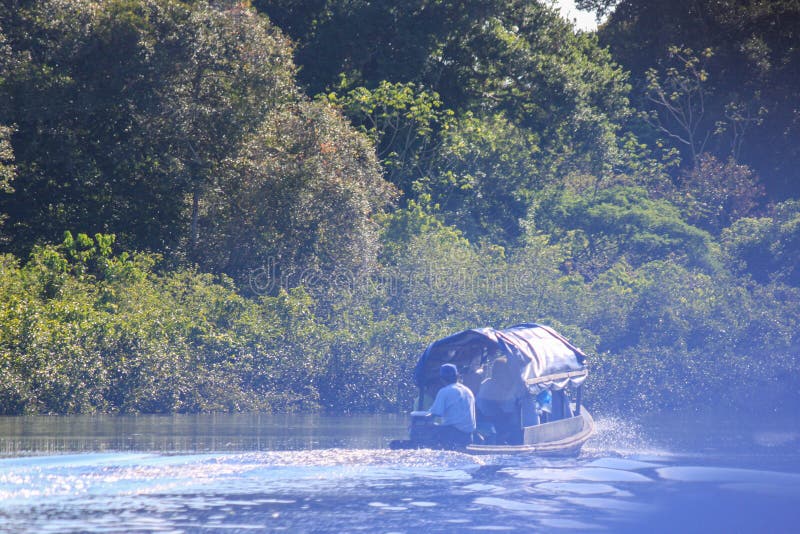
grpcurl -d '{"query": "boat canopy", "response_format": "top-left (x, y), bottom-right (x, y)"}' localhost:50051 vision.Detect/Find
top-left (413, 323), bottom-right (588, 394)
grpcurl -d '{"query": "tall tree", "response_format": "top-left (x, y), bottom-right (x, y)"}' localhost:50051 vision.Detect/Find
top-left (197, 100), bottom-right (396, 290)
top-left (588, 0), bottom-right (800, 199)
top-left (140, 1), bottom-right (299, 261)
top-left (264, 1), bottom-right (641, 243)
top-left (0, 0), bottom-right (297, 256)
top-left (0, 30), bottom-right (13, 179)
top-left (0, 19), bottom-right (22, 239)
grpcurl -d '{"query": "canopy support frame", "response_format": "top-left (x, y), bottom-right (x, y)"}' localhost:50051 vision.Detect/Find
top-left (525, 369), bottom-right (588, 387)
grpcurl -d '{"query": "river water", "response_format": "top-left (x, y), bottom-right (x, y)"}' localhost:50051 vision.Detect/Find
top-left (0, 413), bottom-right (798, 533)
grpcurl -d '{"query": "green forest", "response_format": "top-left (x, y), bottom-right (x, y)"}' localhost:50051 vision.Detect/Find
top-left (0, 0), bottom-right (797, 416)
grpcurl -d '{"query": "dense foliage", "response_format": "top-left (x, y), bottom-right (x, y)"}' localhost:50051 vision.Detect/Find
top-left (0, 0), bottom-right (797, 415)
top-left (581, 0), bottom-right (800, 200)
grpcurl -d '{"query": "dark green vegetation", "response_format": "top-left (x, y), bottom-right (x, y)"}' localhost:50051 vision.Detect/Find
top-left (0, 0), bottom-right (797, 415)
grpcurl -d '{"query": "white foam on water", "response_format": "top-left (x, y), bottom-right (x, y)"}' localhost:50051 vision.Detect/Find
top-left (0, 448), bottom-right (486, 505)
top-left (409, 501), bottom-right (438, 507)
top-left (583, 416), bottom-right (672, 458)
top-left (3, 441), bottom-right (795, 533)
top-left (0, 452), bottom-right (270, 502)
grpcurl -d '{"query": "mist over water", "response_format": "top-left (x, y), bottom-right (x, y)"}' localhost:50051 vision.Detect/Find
top-left (0, 414), bottom-right (798, 533)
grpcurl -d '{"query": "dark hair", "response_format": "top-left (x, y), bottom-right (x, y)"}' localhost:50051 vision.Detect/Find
top-left (439, 363), bottom-right (458, 384)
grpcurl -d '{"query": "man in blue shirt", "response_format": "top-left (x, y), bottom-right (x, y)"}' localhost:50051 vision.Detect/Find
top-left (426, 363), bottom-right (476, 449)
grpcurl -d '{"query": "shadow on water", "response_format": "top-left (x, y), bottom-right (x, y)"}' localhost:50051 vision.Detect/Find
top-left (0, 413), bottom-right (798, 533)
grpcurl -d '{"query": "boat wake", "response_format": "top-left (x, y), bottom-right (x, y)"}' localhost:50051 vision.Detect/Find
top-left (582, 416), bottom-right (671, 460)
top-left (2, 440), bottom-right (798, 533)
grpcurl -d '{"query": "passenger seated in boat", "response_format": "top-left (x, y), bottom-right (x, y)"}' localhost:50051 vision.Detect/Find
top-left (425, 363), bottom-right (477, 449)
top-left (476, 357), bottom-right (525, 445)
top-left (536, 389), bottom-right (552, 423)
top-left (534, 389), bottom-right (573, 423)
top-left (460, 364), bottom-right (484, 397)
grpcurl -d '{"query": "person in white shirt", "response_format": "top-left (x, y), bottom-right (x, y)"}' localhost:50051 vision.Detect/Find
top-left (426, 363), bottom-right (476, 448)
top-left (476, 356), bottom-right (525, 444)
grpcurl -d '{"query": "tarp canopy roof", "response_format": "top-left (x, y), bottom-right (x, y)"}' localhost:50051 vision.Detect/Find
top-left (413, 323), bottom-right (588, 393)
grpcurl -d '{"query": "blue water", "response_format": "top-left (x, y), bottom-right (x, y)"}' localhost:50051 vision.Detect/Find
top-left (0, 414), bottom-right (798, 533)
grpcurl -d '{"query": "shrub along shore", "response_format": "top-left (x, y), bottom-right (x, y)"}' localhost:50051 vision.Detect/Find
top-left (0, 230), bottom-right (796, 416)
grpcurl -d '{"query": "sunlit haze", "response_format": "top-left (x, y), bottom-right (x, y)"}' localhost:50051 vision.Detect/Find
top-left (555, 0), bottom-right (598, 32)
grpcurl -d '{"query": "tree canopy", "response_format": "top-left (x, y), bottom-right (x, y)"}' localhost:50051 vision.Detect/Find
top-left (0, 0), bottom-right (797, 416)
top-left (587, 0), bottom-right (800, 200)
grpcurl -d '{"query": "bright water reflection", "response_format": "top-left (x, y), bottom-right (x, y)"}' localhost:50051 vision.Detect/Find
top-left (0, 414), bottom-right (798, 533)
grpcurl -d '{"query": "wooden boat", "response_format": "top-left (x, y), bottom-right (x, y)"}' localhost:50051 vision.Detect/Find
top-left (392, 323), bottom-right (593, 456)
top-left (465, 405), bottom-right (594, 456)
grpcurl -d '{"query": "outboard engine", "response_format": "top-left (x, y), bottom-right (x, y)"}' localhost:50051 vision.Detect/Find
top-left (389, 411), bottom-right (436, 449)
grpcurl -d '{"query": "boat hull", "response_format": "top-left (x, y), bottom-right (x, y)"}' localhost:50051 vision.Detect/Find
top-left (390, 407), bottom-right (594, 456)
top-left (466, 408), bottom-right (594, 456)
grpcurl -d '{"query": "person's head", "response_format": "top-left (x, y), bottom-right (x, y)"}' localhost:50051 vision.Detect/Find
top-left (439, 363), bottom-right (458, 384)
